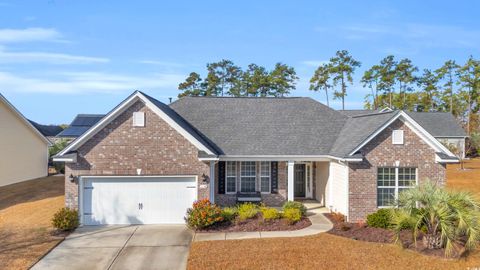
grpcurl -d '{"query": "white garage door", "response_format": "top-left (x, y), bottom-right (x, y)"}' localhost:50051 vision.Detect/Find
top-left (82, 176), bottom-right (197, 225)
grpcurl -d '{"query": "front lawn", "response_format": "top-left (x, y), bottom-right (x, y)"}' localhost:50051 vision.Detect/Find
top-left (187, 159), bottom-right (480, 270)
top-left (0, 175), bottom-right (65, 270)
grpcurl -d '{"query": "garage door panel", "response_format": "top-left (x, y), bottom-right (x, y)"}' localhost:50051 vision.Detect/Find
top-left (82, 177), bottom-right (197, 225)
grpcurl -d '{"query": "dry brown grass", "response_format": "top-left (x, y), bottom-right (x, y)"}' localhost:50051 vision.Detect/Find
top-left (188, 159), bottom-right (480, 270)
top-left (0, 175), bottom-right (65, 270)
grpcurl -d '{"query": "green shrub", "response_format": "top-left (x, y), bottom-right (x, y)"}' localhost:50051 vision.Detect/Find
top-left (283, 208), bottom-right (302, 224)
top-left (52, 208), bottom-right (79, 231)
top-left (185, 199), bottom-right (224, 229)
top-left (237, 203), bottom-right (259, 221)
top-left (282, 201), bottom-right (307, 216)
top-left (221, 207), bottom-right (238, 222)
top-left (261, 207), bottom-right (281, 221)
top-left (366, 209), bottom-right (392, 229)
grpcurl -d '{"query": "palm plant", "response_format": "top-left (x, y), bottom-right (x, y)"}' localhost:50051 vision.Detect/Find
top-left (391, 180), bottom-right (480, 256)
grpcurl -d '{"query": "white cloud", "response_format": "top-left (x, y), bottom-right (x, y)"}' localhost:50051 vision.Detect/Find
top-left (138, 60), bottom-right (185, 67)
top-left (316, 23), bottom-right (480, 50)
top-left (0, 28), bottom-right (62, 43)
top-left (0, 47), bottom-right (109, 64)
top-left (301, 60), bottom-right (329, 67)
top-left (0, 71), bottom-right (185, 94)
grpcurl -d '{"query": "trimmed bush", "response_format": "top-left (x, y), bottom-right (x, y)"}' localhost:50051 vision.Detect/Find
top-left (282, 201), bottom-right (307, 216)
top-left (52, 208), bottom-right (79, 231)
top-left (283, 208), bottom-right (302, 224)
top-left (221, 207), bottom-right (238, 222)
top-left (237, 203), bottom-right (259, 221)
top-left (185, 199), bottom-right (223, 229)
top-left (366, 209), bottom-right (392, 229)
top-left (261, 207), bottom-right (281, 221)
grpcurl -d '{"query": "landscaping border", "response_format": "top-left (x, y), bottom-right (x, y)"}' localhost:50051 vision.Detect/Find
top-left (193, 208), bottom-right (333, 241)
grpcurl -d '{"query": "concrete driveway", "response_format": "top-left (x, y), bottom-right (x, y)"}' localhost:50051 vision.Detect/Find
top-left (32, 225), bottom-right (193, 270)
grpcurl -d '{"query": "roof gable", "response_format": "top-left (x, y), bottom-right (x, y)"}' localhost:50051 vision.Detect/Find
top-left (0, 93), bottom-right (50, 145)
top-left (56, 91), bottom-right (216, 157)
top-left (346, 111), bottom-right (455, 158)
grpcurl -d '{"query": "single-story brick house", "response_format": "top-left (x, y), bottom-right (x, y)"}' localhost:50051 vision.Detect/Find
top-left (54, 91), bottom-right (465, 225)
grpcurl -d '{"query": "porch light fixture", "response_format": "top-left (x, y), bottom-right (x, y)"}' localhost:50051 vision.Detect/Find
top-left (202, 173), bottom-right (209, 183)
top-left (68, 174), bottom-right (77, 183)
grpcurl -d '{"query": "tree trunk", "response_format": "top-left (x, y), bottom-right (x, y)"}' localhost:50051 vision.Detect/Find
top-left (341, 76), bottom-right (345, 110)
top-left (423, 234), bottom-right (443, 249)
top-left (389, 91), bottom-right (392, 108)
top-left (325, 88), bottom-right (329, 107)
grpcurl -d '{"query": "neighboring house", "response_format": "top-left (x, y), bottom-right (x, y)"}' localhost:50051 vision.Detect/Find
top-left (29, 120), bottom-right (64, 144)
top-left (56, 114), bottom-right (104, 142)
top-left (0, 94), bottom-right (50, 187)
top-left (54, 91), bottom-right (463, 225)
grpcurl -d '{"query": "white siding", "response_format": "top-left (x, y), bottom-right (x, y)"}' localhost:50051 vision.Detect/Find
top-left (315, 162), bottom-right (329, 206)
top-left (326, 161), bottom-right (349, 218)
top-left (0, 101), bottom-right (48, 186)
top-left (437, 137), bottom-right (466, 158)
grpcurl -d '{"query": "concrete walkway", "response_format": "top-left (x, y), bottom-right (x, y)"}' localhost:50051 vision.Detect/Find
top-left (193, 207), bottom-right (333, 242)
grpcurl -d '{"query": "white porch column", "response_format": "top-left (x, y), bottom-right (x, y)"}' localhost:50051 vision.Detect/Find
top-left (287, 161), bottom-right (295, 201)
top-left (209, 160), bottom-right (215, 203)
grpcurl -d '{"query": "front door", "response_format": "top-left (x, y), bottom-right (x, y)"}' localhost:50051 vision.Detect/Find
top-left (294, 164), bottom-right (306, 197)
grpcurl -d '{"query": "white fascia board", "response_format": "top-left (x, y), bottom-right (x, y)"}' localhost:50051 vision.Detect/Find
top-left (53, 153), bottom-right (77, 163)
top-left (57, 91), bottom-right (215, 157)
top-left (348, 111), bottom-right (456, 157)
top-left (218, 155), bottom-right (349, 162)
top-left (198, 157), bottom-right (220, 161)
top-left (435, 154), bottom-right (459, 163)
top-left (0, 93), bottom-right (51, 145)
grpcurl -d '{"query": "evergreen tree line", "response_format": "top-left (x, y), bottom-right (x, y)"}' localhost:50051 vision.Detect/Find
top-left (177, 51), bottom-right (480, 134)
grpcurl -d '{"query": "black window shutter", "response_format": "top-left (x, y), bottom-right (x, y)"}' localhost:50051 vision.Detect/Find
top-left (271, 161), bottom-right (278, 194)
top-left (218, 161), bottom-right (225, 194)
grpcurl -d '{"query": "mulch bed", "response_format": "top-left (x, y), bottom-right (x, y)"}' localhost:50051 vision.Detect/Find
top-left (324, 213), bottom-right (463, 258)
top-left (197, 214), bottom-right (311, 233)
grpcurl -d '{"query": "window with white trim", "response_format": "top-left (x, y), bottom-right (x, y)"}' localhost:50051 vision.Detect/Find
top-left (241, 161), bottom-right (256, 193)
top-left (392, 130), bottom-right (404, 144)
top-left (377, 167), bottom-right (417, 207)
top-left (226, 161), bottom-right (237, 194)
top-left (260, 161), bottom-right (271, 193)
top-left (133, 112), bottom-right (145, 127)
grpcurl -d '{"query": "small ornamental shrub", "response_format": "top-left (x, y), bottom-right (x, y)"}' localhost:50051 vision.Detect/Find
top-left (330, 212), bottom-right (346, 223)
top-left (237, 203), bottom-right (259, 221)
top-left (221, 207), bottom-right (238, 222)
top-left (282, 201), bottom-right (307, 217)
top-left (366, 209), bottom-right (392, 229)
top-left (283, 208), bottom-right (302, 224)
top-left (185, 199), bottom-right (223, 229)
top-left (52, 208), bottom-right (79, 231)
top-left (261, 207), bottom-right (281, 221)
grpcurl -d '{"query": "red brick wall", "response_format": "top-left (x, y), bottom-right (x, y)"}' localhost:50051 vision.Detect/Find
top-left (348, 119), bottom-right (446, 222)
top-left (65, 100), bottom-right (210, 209)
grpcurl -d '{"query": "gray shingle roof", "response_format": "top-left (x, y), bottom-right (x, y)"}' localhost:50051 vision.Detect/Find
top-left (169, 97), bottom-right (347, 156)
top-left (168, 97), bottom-right (466, 157)
top-left (406, 112), bottom-right (467, 137)
top-left (341, 110), bottom-right (467, 138)
top-left (28, 120), bottom-right (63, 137)
top-left (329, 111), bottom-right (396, 157)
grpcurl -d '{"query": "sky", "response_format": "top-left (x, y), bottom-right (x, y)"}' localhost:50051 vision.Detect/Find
top-left (1, 1), bottom-right (480, 124)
